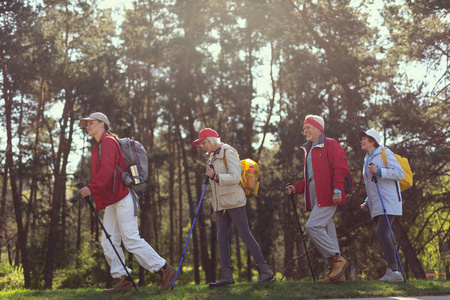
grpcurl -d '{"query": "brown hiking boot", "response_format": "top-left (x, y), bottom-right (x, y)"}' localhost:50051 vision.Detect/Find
top-left (103, 275), bottom-right (133, 293)
top-left (329, 254), bottom-right (349, 281)
top-left (157, 264), bottom-right (176, 290)
top-left (318, 273), bottom-right (346, 283)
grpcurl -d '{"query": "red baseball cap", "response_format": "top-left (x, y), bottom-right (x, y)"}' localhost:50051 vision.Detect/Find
top-left (192, 128), bottom-right (219, 145)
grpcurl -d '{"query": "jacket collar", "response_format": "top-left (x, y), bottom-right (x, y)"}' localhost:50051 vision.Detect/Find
top-left (97, 131), bottom-right (108, 145)
top-left (301, 132), bottom-right (326, 149)
top-left (209, 143), bottom-right (226, 161)
top-left (370, 145), bottom-right (384, 156)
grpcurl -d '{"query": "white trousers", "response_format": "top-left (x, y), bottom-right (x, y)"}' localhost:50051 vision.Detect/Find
top-left (305, 179), bottom-right (340, 259)
top-left (101, 191), bottom-right (165, 278)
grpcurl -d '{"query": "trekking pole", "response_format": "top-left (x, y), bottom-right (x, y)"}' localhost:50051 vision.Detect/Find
top-left (286, 183), bottom-right (316, 283)
top-left (172, 175), bottom-right (210, 290)
top-left (371, 173), bottom-right (407, 282)
top-left (76, 182), bottom-right (139, 292)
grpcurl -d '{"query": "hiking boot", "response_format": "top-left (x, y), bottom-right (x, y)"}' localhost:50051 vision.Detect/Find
top-left (329, 254), bottom-right (349, 281)
top-left (256, 262), bottom-right (276, 284)
top-left (318, 273), bottom-right (346, 283)
top-left (103, 275), bottom-right (133, 293)
top-left (379, 269), bottom-right (403, 282)
top-left (209, 266), bottom-right (235, 288)
top-left (157, 264), bottom-right (176, 290)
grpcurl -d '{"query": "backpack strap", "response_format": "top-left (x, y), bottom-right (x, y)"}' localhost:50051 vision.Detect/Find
top-left (381, 149), bottom-right (401, 201)
top-left (222, 149), bottom-right (247, 189)
top-left (381, 149), bottom-right (387, 167)
top-left (222, 149), bottom-right (228, 170)
top-left (97, 135), bottom-right (121, 193)
top-left (97, 135), bottom-right (140, 215)
top-left (325, 138), bottom-right (352, 195)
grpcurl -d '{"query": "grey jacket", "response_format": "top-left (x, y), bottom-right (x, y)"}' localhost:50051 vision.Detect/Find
top-left (208, 143), bottom-right (246, 212)
top-left (363, 146), bottom-right (405, 218)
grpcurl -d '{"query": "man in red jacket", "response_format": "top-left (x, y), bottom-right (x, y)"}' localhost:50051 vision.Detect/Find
top-left (286, 114), bottom-right (349, 283)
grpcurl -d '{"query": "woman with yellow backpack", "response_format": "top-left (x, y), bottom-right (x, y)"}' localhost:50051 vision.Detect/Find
top-left (359, 129), bottom-right (407, 282)
top-left (192, 128), bottom-right (275, 288)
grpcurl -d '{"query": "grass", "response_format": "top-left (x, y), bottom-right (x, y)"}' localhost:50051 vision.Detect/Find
top-left (0, 280), bottom-right (449, 299)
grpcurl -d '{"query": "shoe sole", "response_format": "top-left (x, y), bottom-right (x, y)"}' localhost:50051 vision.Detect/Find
top-left (102, 285), bottom-right (133, 293)
top-left (257, 276), bottom-right (276, 284)
top-left (209, 281), bottom-right (235, 289)
top-left (319, 274), bottom-right (346, 284)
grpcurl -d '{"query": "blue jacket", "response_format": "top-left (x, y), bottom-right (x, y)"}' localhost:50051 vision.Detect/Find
top-left (363, 146), bottom-right (405, 218)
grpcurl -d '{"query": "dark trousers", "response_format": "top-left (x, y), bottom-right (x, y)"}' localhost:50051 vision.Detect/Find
top-left (374, 215), bottom-right (398, 270)
top-left (216, 206), bottom-right (265, 267)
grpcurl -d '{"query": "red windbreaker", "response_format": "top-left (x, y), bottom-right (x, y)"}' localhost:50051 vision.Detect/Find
top-left (294, 134), bottom-right (349, 211)
top-left (87, 132), bottom-right (129, 210)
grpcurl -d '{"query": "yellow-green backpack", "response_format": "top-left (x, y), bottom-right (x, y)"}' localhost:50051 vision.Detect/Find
top-left (223, 150), bottom-right (260, 197)
top-left (381, 149), bottom-right (413, 192)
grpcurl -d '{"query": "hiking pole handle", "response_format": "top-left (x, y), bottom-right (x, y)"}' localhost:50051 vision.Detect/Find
top-left (76, 182), bottom-right (96, 210)
top-left (76, 181), bottom-right (139, 292)
top-left (204, 174), bottom-right (210, 185)
top-left (369, 163), bottom-right (379, 183)
top-left (371, 174), bottom-right (378, 183)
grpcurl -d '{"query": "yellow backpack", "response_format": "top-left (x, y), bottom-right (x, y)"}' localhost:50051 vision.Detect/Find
top-left (223, 150), bottom-right (260, 197)
top-left (239, 159), bottom-right (260, 197)
top-left (381, 149), bottom-right (413, 192)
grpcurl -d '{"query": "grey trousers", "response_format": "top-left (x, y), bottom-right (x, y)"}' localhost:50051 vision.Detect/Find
top-left (305, 179), bottom-right (340, 259)
top-left (374, 215), bottom-right (398, 270)
top-left (216, 206), bottom-right (265, 267)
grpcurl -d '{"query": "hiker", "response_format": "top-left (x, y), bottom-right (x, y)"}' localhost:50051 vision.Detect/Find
top-left (77, 112), bottom-right (175, 293)
top-left (285, 114), bottom-right (349, 283)
top-left (192, 128), bottom-right (275, 288)
top-left (359, 129), bottom-right (404, 282)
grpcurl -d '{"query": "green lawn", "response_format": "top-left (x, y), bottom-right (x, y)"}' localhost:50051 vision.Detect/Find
top-left (1, 280), bottom-right (449, 299)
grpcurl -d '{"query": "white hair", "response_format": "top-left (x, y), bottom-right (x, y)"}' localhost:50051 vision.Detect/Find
top-left (205, 136), bottom-right (221, 147)
top-left (305, 114), bottom-right (325, 131)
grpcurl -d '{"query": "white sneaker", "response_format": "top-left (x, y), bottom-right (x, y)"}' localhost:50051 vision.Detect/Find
top-left (379, 268), bottom-right (403, 282)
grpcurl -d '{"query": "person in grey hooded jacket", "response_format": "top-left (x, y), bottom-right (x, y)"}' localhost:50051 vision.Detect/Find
top-left (192, 128), bottom-right (275, 288)
top-left (359, 129), bottom-right (405, 282)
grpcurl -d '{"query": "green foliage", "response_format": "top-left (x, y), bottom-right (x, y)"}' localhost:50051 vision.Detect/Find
top-left (0, 263), bottom-right (25, 291)
top-left (417, 201), bottom-right (450, 275)
top-left (52, 240), bottom-right (108, 289)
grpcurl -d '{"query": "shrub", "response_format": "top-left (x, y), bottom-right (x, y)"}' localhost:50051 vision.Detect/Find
top-left (0, 263), bottom-right (25, 291)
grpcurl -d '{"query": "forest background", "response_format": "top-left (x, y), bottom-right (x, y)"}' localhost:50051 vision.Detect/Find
top-left (0, 0), bottom-right (449, 290)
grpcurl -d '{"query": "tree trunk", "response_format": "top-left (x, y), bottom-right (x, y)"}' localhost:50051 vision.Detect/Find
top-left (177, 125), bottom-right (200, 283)
top-left (168, 119), bottom-right (175, 263)
top-left (283, 195), bottom-right (294, 279)
top-left (26, 78), bottom-right (46, 253)
top-left (195, 169), bottom-right (213, 282)
top-left (210, 207), bottom-right (217, 282)
top-left (43, 93), bottom-right (75, 289)
top-left (392, 220), bottom-right (427, 279)
top-left (0, 163), bottom-right (8, 264)
top-left (3, 63), bottom-right (31, 288)
top-left (177, 139), bottom-right (184, 260)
